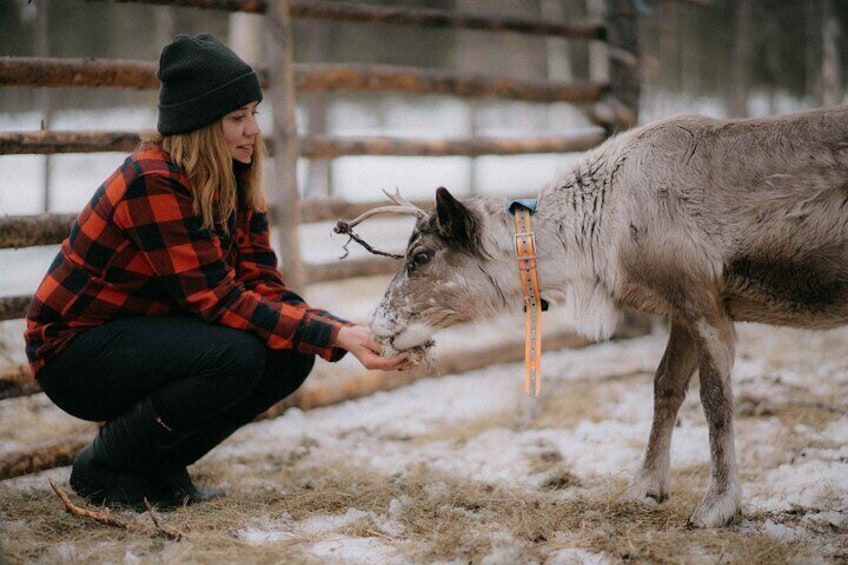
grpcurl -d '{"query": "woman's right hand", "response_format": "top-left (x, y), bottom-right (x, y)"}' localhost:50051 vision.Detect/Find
top-left (335, 325), bottom-right (408, 371)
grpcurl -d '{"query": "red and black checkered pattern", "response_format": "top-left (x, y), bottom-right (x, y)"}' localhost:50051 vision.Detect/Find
top-left (25, 148), bottom-right (348, 376)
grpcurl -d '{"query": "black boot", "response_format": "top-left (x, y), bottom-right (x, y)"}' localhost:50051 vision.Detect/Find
top-left (149, 418), bottom-right (249, 504)
top-left (70, 397), bottom-right (211, 510)
top-left (69, 442), bottom-right (155, 509)
top-left (153, 466), bottom-right (224, 503)
top-left (172, 419), bottom-right (246, 467)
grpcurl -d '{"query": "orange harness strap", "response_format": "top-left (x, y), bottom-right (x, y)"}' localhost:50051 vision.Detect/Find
top-left (513, 207), bottom-right (542, 397)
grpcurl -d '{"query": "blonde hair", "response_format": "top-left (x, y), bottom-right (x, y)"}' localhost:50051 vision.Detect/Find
top-left (139, 123), bottom-right (265, 233)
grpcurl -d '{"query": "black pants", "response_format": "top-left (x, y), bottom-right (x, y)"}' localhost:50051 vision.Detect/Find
top-left (38, 316), bottom-right (314, 463)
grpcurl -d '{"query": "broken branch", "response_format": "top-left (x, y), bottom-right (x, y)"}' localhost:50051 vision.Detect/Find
top-left (49, 478), bottom-right (132, 532)
top-left (48, 478), bottom-right (185, 541)
top-left (143, 498), bottom-right (184, 541)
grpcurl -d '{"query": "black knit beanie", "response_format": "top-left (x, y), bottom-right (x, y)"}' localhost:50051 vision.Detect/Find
top-left (157, 33), bottom-right (263, 136)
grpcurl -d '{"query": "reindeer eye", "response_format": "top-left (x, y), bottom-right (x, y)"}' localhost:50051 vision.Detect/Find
top-left (407, 250), bottom-right (431, 273)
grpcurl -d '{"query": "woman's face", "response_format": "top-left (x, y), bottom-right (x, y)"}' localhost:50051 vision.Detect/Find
top-left (221, 101), bottom-right (261, 164)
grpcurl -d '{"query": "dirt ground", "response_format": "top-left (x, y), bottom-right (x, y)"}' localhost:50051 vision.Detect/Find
top-left (1, 319), bottom-right (847, 564)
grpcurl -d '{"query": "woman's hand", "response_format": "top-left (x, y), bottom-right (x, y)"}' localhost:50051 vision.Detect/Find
top-left (336, 325), bottom-right (408, 371)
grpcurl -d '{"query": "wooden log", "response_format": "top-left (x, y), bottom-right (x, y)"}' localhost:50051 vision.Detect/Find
top-left (0, 363), bottom-right (40, 400)
top-left (0, 130), bottom-right (141, 155)
top-left (0, 130), bottom-right (606, 157)
top-left (0, 213), bottom-right (75, 248)
top-left (93, 0), bottom-right (606, 39)
top-left (295, 63), bottom-right (607, 104)
top-left (0, 433), bottom-right (93, 480)
top-left (304, 257), bottom-right (400, 284)
top-left (288, 1), bottom-right (605, 39)
top-left (0, 57), bottom-right (158, 89)
top-left (299, 131), bottom-right (607, 159)
top-left (0, 201), bottom-right (429, 249)
top-left (0, 295), bottom-right (31, 323)
top-left (1, 57), bottom-right (607, 104)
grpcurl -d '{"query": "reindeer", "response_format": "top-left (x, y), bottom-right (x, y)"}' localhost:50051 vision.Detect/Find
top-left (340, 105), bottom-right (848, 528)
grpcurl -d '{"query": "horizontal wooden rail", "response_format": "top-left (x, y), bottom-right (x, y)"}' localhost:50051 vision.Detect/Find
top-left (0, 296), bottom-right (32, 323)
top-left (0, 199), bottom-right (433, 249)
top-left (0, 213), bottom-right (76, 248)
top-left (0, 131), bottom-right (142, 155)
top-left (305, 257), bottom-right (399, 285)
top-left (300, 131), bottom-right (606, 158)
top-left (297, 63), bottom-right (606, 103)
top-left (93, 0), bottom-right (606, 40)
top-left (0, 129), bottom-right (606, 158)
top-left (0, 57), bottom-right (158, 89)
top-left (1, 57), bottom-right (607, 104)
top-left (0, 363), bottom-right (39, 401)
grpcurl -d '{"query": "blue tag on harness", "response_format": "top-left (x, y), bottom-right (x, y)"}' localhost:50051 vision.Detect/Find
top-left (508, 198), bottom-right (538, 215)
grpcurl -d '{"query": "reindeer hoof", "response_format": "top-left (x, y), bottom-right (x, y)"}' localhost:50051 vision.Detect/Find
top-left (686, 494), bottom-right (741, 528)
top-left (625, 472), bottom-right (668, 504)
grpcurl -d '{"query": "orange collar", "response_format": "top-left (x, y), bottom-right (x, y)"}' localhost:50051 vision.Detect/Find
top-left (512, 206), bottom-right (543, 397)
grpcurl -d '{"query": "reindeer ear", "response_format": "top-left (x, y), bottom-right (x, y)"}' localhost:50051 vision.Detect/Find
top-left (435, 186), bottom-right (477, 247)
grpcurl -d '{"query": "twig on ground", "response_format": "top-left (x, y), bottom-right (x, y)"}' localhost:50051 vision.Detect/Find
top-left (48, 479), bottom-right (185, 541)
top-left (143, 498), bottom-right (184, 541)
top-left (48, 478), bottom-right (132, 532)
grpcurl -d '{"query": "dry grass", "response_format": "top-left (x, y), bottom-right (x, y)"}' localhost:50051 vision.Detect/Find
top-left (1, 474), bottom-right (812, 565)
top-left (0, 431), bottom-right (834, 565)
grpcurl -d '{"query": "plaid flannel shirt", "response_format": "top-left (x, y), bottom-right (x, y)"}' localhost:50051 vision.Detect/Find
top-left (25, 147), bottom-right (349, 377)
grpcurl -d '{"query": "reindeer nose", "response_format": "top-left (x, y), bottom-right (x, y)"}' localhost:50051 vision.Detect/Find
top-left (391, 322), bottom-right (436, 351)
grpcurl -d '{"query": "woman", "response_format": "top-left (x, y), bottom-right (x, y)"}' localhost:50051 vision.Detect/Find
top-left (24, 33), bottom-right (406, 509)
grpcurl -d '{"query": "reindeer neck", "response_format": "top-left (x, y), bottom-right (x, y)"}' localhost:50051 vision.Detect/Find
top-left (516, 150), bottom-right (624, 340)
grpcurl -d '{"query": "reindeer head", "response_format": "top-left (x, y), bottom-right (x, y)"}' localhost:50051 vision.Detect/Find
top-left (368, 187), bottom-right (517, 352)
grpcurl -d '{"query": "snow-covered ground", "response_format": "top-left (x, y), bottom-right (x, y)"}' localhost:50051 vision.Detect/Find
top-left (2, 321), bottom-right (846, 563)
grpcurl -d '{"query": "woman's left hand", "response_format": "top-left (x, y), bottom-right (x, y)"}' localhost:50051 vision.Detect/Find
top-left (336, 325), bottom-right (408, 371)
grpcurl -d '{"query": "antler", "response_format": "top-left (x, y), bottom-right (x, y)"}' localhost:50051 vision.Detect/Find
top-left (381, 188), bottom-right (428, 215)
top-left (334, 189), bottom-right (428, 259)
top-left (340, 189), bottom-right (427, 230)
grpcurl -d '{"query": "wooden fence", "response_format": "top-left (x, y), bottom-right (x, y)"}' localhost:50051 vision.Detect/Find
top-left (0, 0), bottom-right (641, 479)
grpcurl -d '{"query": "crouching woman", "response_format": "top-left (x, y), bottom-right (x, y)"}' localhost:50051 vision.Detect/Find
top-left (24, 33), bottom-right (405, 510)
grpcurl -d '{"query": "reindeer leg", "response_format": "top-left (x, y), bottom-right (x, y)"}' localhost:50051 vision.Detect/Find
top-left (627, 316), bottom-right (698, 503)
top-left (686, 314), bottom-right (741, 528)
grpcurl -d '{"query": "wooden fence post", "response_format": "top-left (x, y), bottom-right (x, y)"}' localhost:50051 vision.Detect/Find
top-left (265, 0), bottom-right (305, 290)
top-left (604, 0), bottom-right (640, 129)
